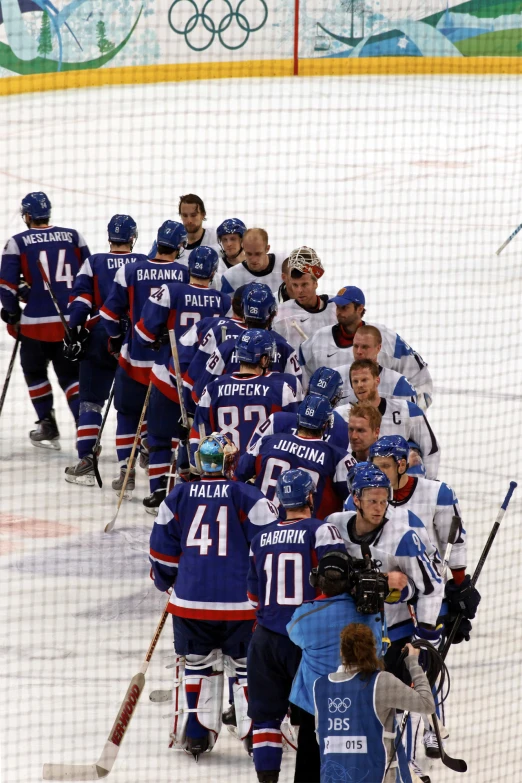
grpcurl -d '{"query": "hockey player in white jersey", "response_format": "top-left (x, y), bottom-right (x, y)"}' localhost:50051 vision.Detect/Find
top-left (213, 218), bottom-right (247, 290)
top-left (220, 228), bottom-right (287, 296)
top-left (299, 285), bottom-right (433, 407)
top-left (272, 247), bottom-right (336, 352)
top-left (327, 464), bottom-right (443, 675)
top-left (337, 359), bottom-right (440, 479)
top-left (333, 324), bottom-right (417, 404)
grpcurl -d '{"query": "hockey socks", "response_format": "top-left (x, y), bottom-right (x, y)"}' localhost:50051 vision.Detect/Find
top-left (252, 720), bottom-right (283, 774)
top-left (26, 378), bottom-right (53, 421)
top-left (76, 404), bottom-right (102, 458)
top-left (148, 436), bottom-right (178, 493)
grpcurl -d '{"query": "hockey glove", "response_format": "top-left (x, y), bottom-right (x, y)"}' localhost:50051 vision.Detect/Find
top-left (150, 325), bottom-right (170, 351)
top-left (108, 335), bottom-right (123, 358)
top-left (444, 613), bottom-right (473, 644)
top-left (445, 574), bottom-right (481, 620)
top-left (18, 276), bottom-right (31, 303)
top-left (1, 306), bottom-right (21, 326)
top-left (63, 325), bottom-right (89, 362)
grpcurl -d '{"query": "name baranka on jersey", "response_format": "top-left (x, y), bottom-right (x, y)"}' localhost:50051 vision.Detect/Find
top-left (272, 438), bottom-right (326, 464)
top-left (217, 382), bottom-right (270, 398)
top-left (259, 529), bottom-right (306, 547)
top-left (189, 482), bottom-right (230, 498)
top-left (22, 231), bottom-right (73, 245)
top-left (136, 268), bottom-right (184, 282)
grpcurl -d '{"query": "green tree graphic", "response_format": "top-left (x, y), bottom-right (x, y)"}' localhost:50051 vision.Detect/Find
top-left (38, 11), bottom-right (53, 58)
top-left (96, 20), bottom-right (114, 54)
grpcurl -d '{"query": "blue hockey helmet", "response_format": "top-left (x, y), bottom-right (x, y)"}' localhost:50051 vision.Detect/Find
top-left (346, 461), bottom-right (371, 494)
top-left (351, 463), bottom-right (391, 499)
top-left (369, 435), bottom-right (409, 465)
top-left (107, 214), bottom-right (138, 244)
top-left (157, 220), bottom-right (187, 253)
top-left (297, 393), bottom-right (333, 432)
top-left (308, 367), bottom-right (344, 407)
top-left (217, 218), bottom-right (246, 239)
top-left (276, 468), bottom-right (316, 509)
top-left (242, 283), bottom-right (278, 324)
top-left (236, 329), bottom-right (277, 366)
top-left (188, 246), bottom-right (219, 279)
top-left (196, 433), bottom-right (238, 479)
top-left (21, 192), bottom-right (51, 220)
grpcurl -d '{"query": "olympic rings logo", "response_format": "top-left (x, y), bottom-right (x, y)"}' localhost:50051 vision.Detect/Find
top-left (328, 697), bottom-right (351, 713)
top-left (168, 0), bottom-right (268, 51)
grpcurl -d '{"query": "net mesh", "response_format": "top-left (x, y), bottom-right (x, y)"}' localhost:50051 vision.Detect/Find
top-left (1, 3), bottom-right (522, 782)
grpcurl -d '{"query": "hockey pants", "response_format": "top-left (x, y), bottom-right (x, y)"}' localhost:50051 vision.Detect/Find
top-left (20, 335), bottom-right (79, 423)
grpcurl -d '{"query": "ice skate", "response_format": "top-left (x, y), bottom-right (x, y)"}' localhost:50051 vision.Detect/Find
top-left (29, 410), bottom-right (60, 450)
top-left (112, 465), bottom-right (135, 499)
top-left (142, 476), bottom-right (167, 515)
top-left (423, 728), bottom-right (442, 759)
top-left (257, 772), bottom-right (279, 783)
top-left (186, 734), bottom-right (209, 762)
top-left (64, 455), bottom-right (96, 486)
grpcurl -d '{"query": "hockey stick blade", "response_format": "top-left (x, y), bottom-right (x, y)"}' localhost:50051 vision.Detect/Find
top-left (432, 714), bottom-right (467, 773)
top-left (43, 673), bottom-right (145, 781)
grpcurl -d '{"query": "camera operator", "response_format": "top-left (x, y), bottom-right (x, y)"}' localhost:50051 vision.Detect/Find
top-left (286, 551), bottom-right (384, 782)
top-left (314, 624), bottom-right (435, 783)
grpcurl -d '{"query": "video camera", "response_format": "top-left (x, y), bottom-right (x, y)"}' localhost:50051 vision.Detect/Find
top-left (348, 543), bottom-right (389, 615)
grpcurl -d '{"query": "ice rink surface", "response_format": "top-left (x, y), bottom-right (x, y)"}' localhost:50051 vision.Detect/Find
top-left (0, 74), bottom-right (521, 782)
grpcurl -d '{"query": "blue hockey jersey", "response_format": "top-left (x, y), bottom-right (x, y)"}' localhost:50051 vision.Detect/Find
top-left (1, 225), bottom-right (90, 341)
top-left (179, 314), bottom-right (244, 374)
top-left (189, 370), bottom-right (303, 462)
top-left (68, 251), bottom-right (149, 329)
top-left (100, 259), bottom-right (188, 385)
top-left (236, 432), bottom-right (355, 520)
top-left (247, 516), bottom-right (346, 635)
top-left (190, 330), bottom-right (302, 404)
top-left (135, 282), bottom-right (230, 401)
top-left (149, 477), bottom-right (279, 620)
top-left (247, 409), bottom-right (349, 453)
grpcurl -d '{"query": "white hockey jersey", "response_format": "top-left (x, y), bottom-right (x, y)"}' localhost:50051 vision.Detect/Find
top-left (299, 320), bottom-right (433, 404)
top-left (273, 296), bottom-right (337, 353)
top-left (220, 251), bottom-right (288, 296)
top-left (334, 362), bottom-right (417, 405)
top-left (328, 506), bottom-right (443, 639)
top-left (336, 397), bottom-right (441, 480)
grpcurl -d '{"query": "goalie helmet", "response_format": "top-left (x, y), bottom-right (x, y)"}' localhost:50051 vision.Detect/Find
top-left (276, 468), bottom-right (316, 509)
top-left (21, 192), bottom-right (51, 220)
top-left (287, 246), bottom-right (324, 280)
top-left (217, 218), bottom-right (246, 239)
top-left (236, 329), bottom-right (276, 366)
top-left (107, 214), bottom-right (138, 244)
top-left (308, 367), bottom-right (343, 407)
top-left (196, 433), bottom-right (238, 479)
top-left (157, 220), bottom-right (187, 254)
top-left (188, 246), bottom-right (219, 279)
top-left (297, 393), bottom-right (333, 432)
top-left (351, 464), bottom-right (391, 499)
top-left (369, 435), bottom-right (409, 465)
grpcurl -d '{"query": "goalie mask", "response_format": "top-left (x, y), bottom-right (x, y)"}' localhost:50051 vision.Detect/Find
top-left (196, 433), bottom-right (238, 479)
top-left (287, 246), bottom-right (324, 281)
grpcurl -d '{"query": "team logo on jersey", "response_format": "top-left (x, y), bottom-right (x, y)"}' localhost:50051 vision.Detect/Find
top-left (328, 697), bottom-right (351, 713)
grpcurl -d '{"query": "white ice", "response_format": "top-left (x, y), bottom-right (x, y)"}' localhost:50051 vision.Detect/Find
top-left (0, 74), bottom-right (521, 783)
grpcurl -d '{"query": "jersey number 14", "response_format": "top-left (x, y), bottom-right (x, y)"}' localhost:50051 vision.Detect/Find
top-left (38, 250), bottom-right (74, 289)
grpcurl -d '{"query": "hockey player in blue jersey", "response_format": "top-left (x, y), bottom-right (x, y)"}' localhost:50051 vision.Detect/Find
top-left (0, 192), bottom-right (90, 448)
top-left (189, 329), bottom-right (302, 464)
top-left (236, 393), bottom-right (354, 519)
top-left (149, 433), bottom-right (279, 761)
top-left (246, 469), bottom-right (346, 783)
top-left (100, 220), bottom-right (188, 494)
top-left (190, 283), bottom-right (302, 404)
top-left (135, 246), bottom-right (230, 512)
top-left (247, 366), bottom-right (349, 454)
top-left (64, 215), bottom-right (149, 484)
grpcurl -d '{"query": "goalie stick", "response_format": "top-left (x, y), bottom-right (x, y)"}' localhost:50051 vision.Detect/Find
top-left (291, 319), bottom-right (307, 341)
top-left (43, 596), bottom-right (170, 781)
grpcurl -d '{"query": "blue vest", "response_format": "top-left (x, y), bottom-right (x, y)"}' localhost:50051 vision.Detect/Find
top-left (314, 671), bottom-right (387, 783)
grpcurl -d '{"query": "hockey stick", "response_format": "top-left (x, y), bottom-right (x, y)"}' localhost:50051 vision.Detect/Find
top-left (92, 383), bottom-right (115, 489)
top-left (441, 480), bottom-right (517, 658)
top-left (168, 328), bottom-right (188, 430)
top-left (42, 595), bottom-right (171, 781)
top-left (495, 222), bottom-right (522, 255)
top-left (37, 258), bottom-right (72, 341)
top-left (441, 514), bottom-right (462, 580)
top-left (291, 319), bottom-right (307, 341)
top-left (104, 381), bottom-right (153, 533)
top-left (0, 329), bottom-right (21, 418)
top-left (431, 712), bottom-right (467, 773)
